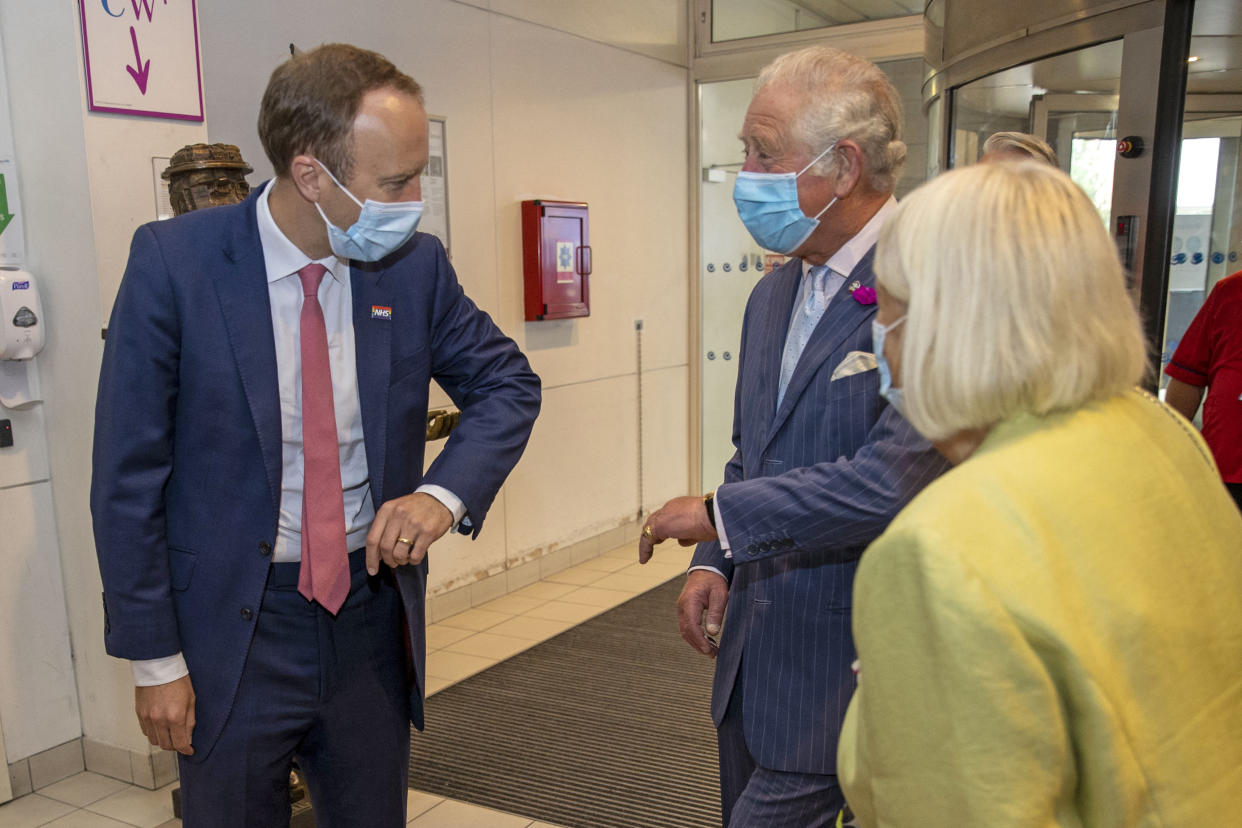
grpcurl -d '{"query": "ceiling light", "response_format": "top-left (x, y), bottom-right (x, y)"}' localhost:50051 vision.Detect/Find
top-left (1187, 56), bottom-right (1201, 63)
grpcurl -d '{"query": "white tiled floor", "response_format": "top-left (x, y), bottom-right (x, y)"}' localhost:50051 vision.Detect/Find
top-left (0, 541), bottom-right (690, 828)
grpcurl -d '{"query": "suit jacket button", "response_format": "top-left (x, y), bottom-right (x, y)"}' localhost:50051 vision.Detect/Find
top-left (759, 541), bottom-right (771, 552)
top-left (240, 607), bottom-right (254, 621)
top-left (258, 542), bottom-right (272, 557)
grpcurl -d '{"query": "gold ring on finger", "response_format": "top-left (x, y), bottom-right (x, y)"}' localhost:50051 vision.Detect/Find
top-left (397, 536), bottom-right (414, 546)
top-left (642, 525), bottom-right (655, 541)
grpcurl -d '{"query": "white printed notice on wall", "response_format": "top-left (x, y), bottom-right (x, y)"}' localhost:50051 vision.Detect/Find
top-left (0, 159), bottom-right (26, 267)
top-left (419, 116), bottom-right (450, 255)
top-left (78, 0), bottom-right (204, 121)
top-left (0, 31), bottom-right (24, 266)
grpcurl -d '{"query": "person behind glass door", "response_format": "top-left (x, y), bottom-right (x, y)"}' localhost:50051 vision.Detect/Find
top-left (979, 130), bottom-right (1059, 166)
top-left (837, 160), bottom-right (1242, 826)
top-left (1164, 268), bottom-right (1242, 511)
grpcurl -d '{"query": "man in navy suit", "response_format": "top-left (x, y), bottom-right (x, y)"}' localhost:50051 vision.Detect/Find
top-left (92, 44), bottom-right (540, 826)
top-left (640, 47), bottom-right (948, 826)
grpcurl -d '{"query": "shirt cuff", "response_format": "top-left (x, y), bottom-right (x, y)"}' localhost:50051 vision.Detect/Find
top-left (416, 484), bottom-right (467, 530)
top-left (132, 653), bottom-right (190, 687)
top-left (688, 565), bottom-right (727, 579)
top-left (712, 488), bottom-right (732, 558)
top-left (1164, 360), bottom-right (1208, 386)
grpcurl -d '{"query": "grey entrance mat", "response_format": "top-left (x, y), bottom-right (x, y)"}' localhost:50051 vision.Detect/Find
top-left (409, 578), bottom-right (721, 828)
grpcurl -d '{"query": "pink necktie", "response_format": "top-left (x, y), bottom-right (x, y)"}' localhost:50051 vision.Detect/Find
top-left (296, 263), bottom-right (350, 614)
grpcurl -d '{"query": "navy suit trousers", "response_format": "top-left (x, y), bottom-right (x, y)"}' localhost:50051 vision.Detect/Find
top-left (178, 551), bottom-right (410, 827)
top-left (718, 659), bottom-right (845, 827)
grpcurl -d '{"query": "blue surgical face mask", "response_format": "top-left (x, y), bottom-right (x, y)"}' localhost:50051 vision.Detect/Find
top-left (872, 315), bottom-right (907, 413)
top-left (313, 160), bottom-right (424, 262)
top-left (733, 141), bottom-right (838, 254)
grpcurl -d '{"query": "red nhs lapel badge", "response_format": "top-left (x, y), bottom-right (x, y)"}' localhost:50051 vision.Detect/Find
top-left (371, 305), bottom-right (393, 320)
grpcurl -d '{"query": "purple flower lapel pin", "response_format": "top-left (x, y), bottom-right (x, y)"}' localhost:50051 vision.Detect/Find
top-left (848, 281), bottom-right (876, 305)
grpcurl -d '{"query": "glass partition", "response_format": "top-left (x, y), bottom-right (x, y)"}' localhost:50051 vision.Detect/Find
top-left (710, 0), bottom-right (921, 43)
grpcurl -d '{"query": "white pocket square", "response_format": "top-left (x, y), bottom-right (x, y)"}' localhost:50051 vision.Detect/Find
top-left (830, 350), bottom-right (877, 381)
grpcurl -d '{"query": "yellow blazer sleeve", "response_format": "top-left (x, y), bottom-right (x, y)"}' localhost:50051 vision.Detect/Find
top-left (838, 525), bottom-right (1075, 827)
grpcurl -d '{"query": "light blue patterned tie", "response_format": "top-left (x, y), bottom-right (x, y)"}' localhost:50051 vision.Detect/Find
top-left (777, 265), bottom-right (831, 408)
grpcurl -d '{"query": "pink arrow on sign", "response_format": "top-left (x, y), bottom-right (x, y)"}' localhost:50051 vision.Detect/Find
top-left (126, 25), bottom-right (150, 94)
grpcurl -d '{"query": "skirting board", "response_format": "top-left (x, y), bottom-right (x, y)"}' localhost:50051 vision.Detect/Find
top-left (425, 519), bottom-right (642, 624)
top-left (80, 737), bottom-right (179, 790)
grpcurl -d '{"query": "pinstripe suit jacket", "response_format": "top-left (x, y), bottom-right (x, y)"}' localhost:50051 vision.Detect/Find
top-left (692, 249), bottom-right (949, 775)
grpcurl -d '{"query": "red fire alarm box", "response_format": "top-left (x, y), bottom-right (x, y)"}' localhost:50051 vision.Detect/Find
top-left (522, 199), bottom-right (591, 321)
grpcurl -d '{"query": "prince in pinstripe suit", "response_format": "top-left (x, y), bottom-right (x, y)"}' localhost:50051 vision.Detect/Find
top-left (640, 47), bottom-right (948, 826)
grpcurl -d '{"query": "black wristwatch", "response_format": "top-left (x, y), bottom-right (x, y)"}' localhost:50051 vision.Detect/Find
top-left (703, 491), bottom-right (717, 530)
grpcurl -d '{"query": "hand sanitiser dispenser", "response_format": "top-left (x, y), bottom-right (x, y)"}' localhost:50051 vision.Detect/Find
top-left (0, 269), bottom-right (43, 360)
top-left (0, 269), bottom-right (44, 409)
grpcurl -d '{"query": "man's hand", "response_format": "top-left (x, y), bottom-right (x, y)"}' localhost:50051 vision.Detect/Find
top-left (366, 492), bottom-right (454, 575)
top-left (678, 570), bottom-right (729, 657)
top-left (638, 495), bottom-right (718, 563)
top-left (136, 675), bottom-right (195, 755)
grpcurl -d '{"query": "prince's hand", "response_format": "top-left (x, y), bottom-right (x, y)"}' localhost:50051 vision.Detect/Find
top-left (638, 494), bottom-right (717, 564)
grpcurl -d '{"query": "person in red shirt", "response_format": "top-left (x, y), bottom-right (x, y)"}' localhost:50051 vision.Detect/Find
top-left (1165, 269), bottom-right (1242, 510)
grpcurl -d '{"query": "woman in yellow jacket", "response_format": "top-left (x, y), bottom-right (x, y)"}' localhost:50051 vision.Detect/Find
top-left (837, 161), bottom-right (1242, 826)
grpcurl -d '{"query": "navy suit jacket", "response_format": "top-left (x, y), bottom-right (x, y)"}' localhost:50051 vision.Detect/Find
top-left (691, 250), bottom-right (948, 775)
top-left (91, 188), bottom-right (540, 760)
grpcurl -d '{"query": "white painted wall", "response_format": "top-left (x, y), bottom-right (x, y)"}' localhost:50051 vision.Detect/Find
top-left (0, 0), bottom-right (210, 760)
top-left (199, 0), bottom-right (691, 593)
top-left (482, 0), bottom-right (689, 66)
top-left (0, 6), bottom-right (84, 763)
top-left (0, 0), bottom-right (691, 768)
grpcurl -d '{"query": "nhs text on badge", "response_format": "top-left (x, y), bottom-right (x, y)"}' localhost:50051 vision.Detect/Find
top-left (371, 305), bottom-right (392, 320)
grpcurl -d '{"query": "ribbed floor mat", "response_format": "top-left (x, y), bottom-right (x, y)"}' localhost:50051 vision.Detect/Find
top-left (410, 578), bottom-right (721, 827)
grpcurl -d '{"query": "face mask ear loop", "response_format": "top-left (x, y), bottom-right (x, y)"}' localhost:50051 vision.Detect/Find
top-left (796, 140), bottom-right (838, 177)
top-left (798, 141), bottom-right (840, 221)
top-left (880, 315), bottom-right (908, 336)
top-left (313, 159), bottom-right (364, 209)
top-left (812, 196), bottom-right (838, 221)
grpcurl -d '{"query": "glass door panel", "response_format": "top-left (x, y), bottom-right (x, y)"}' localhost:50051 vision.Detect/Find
top-left (950, 40), bottom-right (1124, 216)
top-left (1157, 0), bottom-right (1242, 404)
top-left (1160, 121), bottom-right (1242, 402)
top-left (699, 78), bottom-right (767, 490)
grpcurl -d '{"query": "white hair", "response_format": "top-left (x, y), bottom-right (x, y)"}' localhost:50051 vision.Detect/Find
top-left (874, 162), bottom-right (1148, 441)
top-left (982, 132), bottom-right (1059, 166)
top-left (756, 46), bottom-right (906, 193)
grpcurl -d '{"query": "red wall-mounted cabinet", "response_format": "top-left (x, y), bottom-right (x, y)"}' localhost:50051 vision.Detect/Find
top-left (521, 199), bottom-right (591, 321)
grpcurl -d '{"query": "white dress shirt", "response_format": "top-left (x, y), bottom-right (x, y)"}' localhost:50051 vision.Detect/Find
top-left (133, 182), bottom-right (464, 685)
top-left (697, 196), bottom-right (898, 573)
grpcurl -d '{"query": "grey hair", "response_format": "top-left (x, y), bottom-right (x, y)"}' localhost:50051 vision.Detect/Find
top-left (756, 46), bottom-right (906, 193)
top-left (982, 132), bottom-right (1059, 166)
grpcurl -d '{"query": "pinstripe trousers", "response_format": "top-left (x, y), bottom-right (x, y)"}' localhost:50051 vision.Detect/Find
top-left (717, 662), bottom-right (844, 827)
